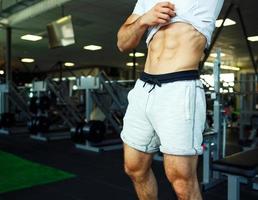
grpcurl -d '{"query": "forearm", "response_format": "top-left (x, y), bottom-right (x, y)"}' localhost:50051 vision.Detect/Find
top-left (117, 1), bottom-right (175, 52)
top-left (117, 16), bottom-right (148, 52)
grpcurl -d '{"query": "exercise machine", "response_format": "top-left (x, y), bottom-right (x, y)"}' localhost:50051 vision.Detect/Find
top-left (213, 148), bottom-right (258, 200)
top-left (0, 81), bottom-right (32, 135)
top-left (71, 72), bottom-right (133, 152)
top-left (29, 79), bottom-right (82, 141)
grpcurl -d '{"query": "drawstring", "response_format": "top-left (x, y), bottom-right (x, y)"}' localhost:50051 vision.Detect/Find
top-left (142, 78), bottom-right (162, 93)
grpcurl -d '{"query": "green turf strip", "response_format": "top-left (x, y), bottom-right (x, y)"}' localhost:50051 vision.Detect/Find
top-left (0, 150), bottom-right (75, 194)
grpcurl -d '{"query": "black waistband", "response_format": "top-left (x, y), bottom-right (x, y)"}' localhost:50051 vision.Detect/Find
top-left (140, 70), bottom-right (200, 85)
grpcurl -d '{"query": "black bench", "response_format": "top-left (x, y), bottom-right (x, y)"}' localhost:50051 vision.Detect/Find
top-left (212, 148), bottom-right (258, 200)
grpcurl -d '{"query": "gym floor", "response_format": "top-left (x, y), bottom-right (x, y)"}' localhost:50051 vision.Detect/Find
top-left (0, 132), bottom-right (258, 200)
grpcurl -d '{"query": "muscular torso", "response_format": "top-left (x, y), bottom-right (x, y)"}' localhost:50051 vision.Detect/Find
top-left (144, 22), bottom-right (206, 74)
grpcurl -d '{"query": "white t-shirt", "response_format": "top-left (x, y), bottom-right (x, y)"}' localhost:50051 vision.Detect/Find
top-left (132, 0), bottom-right (224, 48)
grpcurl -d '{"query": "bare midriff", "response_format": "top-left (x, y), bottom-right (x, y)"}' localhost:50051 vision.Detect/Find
top-left (144, 22), bottom-right (206, 74)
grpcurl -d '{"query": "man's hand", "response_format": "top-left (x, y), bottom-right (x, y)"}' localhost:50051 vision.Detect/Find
top-left (140, 2), bottom-right (176, 26)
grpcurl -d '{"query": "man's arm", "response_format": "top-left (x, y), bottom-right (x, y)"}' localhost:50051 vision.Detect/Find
top-left (117, 2), bottom-right (176, 52)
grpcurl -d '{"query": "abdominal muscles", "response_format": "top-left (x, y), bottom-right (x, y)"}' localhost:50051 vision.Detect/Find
top-left (145, 23), bottom-right (206, 74)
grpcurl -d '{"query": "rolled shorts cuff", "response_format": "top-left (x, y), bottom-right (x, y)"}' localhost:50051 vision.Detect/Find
top-left (160, 146), bottom-right (203, 156)
top-left (121, 133), bottom-right (159, 154)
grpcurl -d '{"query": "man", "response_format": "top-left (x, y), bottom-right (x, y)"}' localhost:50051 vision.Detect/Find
top-left (117, 0), bottom-right (224, 199)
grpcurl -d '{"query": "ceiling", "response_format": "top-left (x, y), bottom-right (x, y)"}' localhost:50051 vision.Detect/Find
top-left (0, 0), bottom-right (257, 74)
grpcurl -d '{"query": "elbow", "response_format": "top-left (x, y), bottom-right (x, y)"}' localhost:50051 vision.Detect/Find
top-left (117, 33), bottom-right (134, 52)
top-left (117, 41), bottom-right (125, 52)
top-left (117, 32), bottom-right (126, 52)
top-left (117, 41), bottom-right (130, 53)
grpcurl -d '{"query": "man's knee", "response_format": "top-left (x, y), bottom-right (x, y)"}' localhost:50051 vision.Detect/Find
top-left (124, 161), bottom-right (150, 182)
top-left (164, 155), bottom-right (198, 185)
top-left (123, 144), bottom-right (153, 181)
top-left (166, 168), bottom-right (200, 199)
top-left (165, 160), bottom-right (198, 196)
top-left (165, 165), bottom-right (195, 183)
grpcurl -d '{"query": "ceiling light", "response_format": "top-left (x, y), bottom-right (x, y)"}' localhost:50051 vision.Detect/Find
top-left (72, 85), bottom-right (78, 90)
top-left (204, 62), bottom-right (240, 71)
top-left (83, 45), bottom-right (102, 51)
top-left (126, 62), bottom-right (139, 67)
top-left (64, 62), bottom-right (75, 67)
top-left (129, 52), bottom-right (145, 57)
top-left (210, 52), bottom-right (226, 57)
top-left (204, 62), bottom-right (214, 67)
top-left (221, 65), bottom-right (240, 71)
top-left (215, 18), bottom-right (236, 27)
top-left (247, 36), bottom-right (258, 42)
top-left (68, 77), bottom-right (76, 81)
top-left (0, 70), bottom-right (4, 75)
top-left (25, 83), bottom-right (33, 87)
top-left (53, 78), bottom-right (59, 81)
top-left (21, 34), bottom-right (42, 41)
top-left (21, 58), bottom-right (35, 63)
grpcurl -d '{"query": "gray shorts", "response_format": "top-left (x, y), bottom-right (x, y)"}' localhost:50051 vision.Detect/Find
top-left (121, 78), bottom-right (206, 156)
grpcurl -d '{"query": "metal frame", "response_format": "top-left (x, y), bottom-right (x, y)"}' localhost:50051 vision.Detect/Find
top-left (215, 173), bottom-right (258, 200)
top-left (213, 49), bottom-right (222, 161)
top-left (239, 74), bottom-right (258, 142)
top-left (0, 82), bottom-right (32, 135)
top-left (72, 73), bottom-right (128, 152)
top-left (202, 50), bottom-right (230, 190)
top-left (29, 80), bottom-right (74, 141)
top-left (227, 174), bottom-right (240, 200)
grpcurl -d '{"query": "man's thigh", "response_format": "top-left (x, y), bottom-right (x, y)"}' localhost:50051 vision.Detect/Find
top-left (163, 154), bottom-right (199, 180)
top-left (124, 144), bottom-right (154, 172)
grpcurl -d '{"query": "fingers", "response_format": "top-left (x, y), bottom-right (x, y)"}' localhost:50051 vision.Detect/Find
top-left (157, 18), bottom-right (168, 24)
top-left (159, 7), bottom-right (176, 17)
top-left (158, 1), bottom-right (175, 10)
top-left (144, 1), bottom-right (176, 26)
top-left (155, 2), bottom-right (176, 17)
top-left (157, 13), bottom-right (172, 23)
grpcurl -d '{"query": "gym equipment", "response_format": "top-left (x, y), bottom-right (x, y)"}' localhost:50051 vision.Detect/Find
top-left (29, 97), bottom-right (38, 114)
top-left (239, 74), bottom-right (258, 145)
top-left (27, 116), bottom-right (38, 135)
top-left (71, 120), bottom-right (105, 144)
top-left (38, 95), bottom-right (51, 112)
top-left (201, 49), bottom-right (230, 189)
top-left (46, 78), bottom-right (83, 127)
top-left (28, 116), bottom-right (50, 135)
top-left (200, 51), bottom-right (258, 196)
top-left (28, 95), bottom-right (51, 114)
top-left (0, 82), bottom-right (32, 135)
top-left (29, 79), bottom-right (81, 141)
top-left (241, 115), bottom-right (258, 151)
top-left (212, 148), bottom-right (258, 200)
top-left (71, 72), bottom-right (133, 153)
